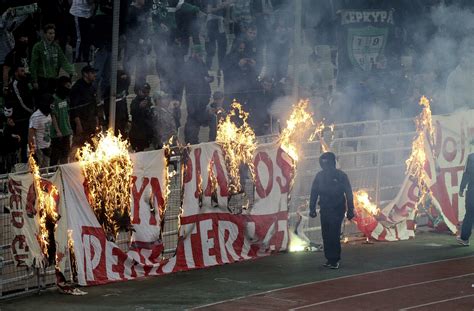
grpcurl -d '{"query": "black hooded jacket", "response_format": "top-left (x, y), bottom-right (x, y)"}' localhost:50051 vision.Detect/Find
top-left (309, 152), bottom-right (355, 214)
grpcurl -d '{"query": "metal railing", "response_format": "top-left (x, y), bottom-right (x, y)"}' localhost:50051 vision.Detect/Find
top-left (0, 116), bottom-right (417, 298)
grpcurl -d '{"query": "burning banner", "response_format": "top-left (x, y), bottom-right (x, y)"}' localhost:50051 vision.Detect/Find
top-left (76, 130), bottom-right (134, 240)
top-left (7, 162), bottom-right (68, 272)
top-left (353, 188), bottom-right (416, 241)
top-left (61, 148), bottom-right (170, 286)
top-left (423, 109), bottom-right (474, 233)
top-left (177, 141), bottom-right (292, 270)
top-left (350, 97), bottom-right (434, 241)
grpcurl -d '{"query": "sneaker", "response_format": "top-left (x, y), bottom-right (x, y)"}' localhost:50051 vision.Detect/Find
top-left (329, 262), bottom-right (340, 269)
top-left (456, 237), bottom-right (470, 246)
top-left (323, 262), bottom-right (331, 267)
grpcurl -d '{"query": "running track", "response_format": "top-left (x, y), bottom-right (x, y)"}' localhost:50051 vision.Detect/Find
top-left (193, 256), bottom-right (474, 310)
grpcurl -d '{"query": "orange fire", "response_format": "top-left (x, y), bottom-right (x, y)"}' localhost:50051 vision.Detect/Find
top-left (76, 130), bottom-right (133, 240)
top-left (216, 101), bottom-right (257, 194)
top-left (208, 160), bottom-right (219, 207)
top-left (279, 100), bottom-right (314, 161)
top-left (28, 152), bottom-right (59, 260)
top-left (309, 120), bottom-right (334, 153)
top-left (354, 190), bottom-right (379, 216)
top-left (280, 100), bottom-right (332, 161)
top-left (405, 96), bottom-right (435, 202)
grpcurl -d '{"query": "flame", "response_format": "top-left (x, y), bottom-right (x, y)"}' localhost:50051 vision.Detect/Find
top-left (405, 96), bottom-right (434, 202)
top-left (288, 231), bottom-right (309, 252)
top-left (208, 160), bottom-right (219, 207)
top-left (279, 100), bottom-right (314, 161)
top-left (67, 229), bottom-right (77, 280)
top-left (76, 130), bottom-right (133, 239)
top-left (28, 152), bottom-right (59, 260)
top-left (279, 99), bottom-right (333, 161)
top-left (309, 120), bottom-right (333, 153)
top-left (354, 190), bottom-right (379, 216)
top-left (216, 101), bottom-right (256, 194)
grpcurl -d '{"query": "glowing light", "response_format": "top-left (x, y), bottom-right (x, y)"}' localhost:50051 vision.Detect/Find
top-left (76, 130), bottom-right (133, 240)
top-left (28, 152), bottom-right (59, 261)
top-left (279, 100), bottom-right (314, 161)
top-left (405, 96), bottom-right (434, 203)
top-left (354, 190), bottom-right (379, 216)
top-left (216, 101), bottom-right (256, 194)
top-left (288, 231), bottom-right (309, 252)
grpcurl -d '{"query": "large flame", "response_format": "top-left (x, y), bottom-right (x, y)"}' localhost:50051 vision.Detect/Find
top-left (279, 100), bottom-right (314, 161)
top-left (279, 99), bottom-right (333, 161)
top-left (354, 190), bottom-right (380, 216)
top-left (67, 229), bottom-right (77, 279)
top-left (28, 152), bottom-right (59, 260)
top-left (216, 101), bottom-right (257, 194)
top-left (309, 121), bottom-right (334, 153)
top-left (405, 96), bottom-right (434, 201)
top-left (76, 130), bottom-right (133, 239)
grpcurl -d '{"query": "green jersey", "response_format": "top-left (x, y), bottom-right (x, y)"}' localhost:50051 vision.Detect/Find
top-left (51, 94), bottom-right (73, 138)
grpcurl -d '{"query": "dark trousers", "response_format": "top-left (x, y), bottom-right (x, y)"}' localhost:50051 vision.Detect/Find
top-left (37, 77), bottom-right (57, 96)
top-left (205, 27), bottom-right (227, 70)
top-left (184, 115), bottom-right (209, 145)
top-left (461, 192), bottom-right (474, 241)
top-left (50, 135), bottom-right (71, 165)
top-left (320, 208), bottom-right (345, 264)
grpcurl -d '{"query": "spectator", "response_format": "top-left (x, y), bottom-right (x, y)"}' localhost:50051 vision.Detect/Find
top-left (69, 0), bottom-right (96, 62)
top-left (222, 40), bottom-right (258, 105)
top-left (103, 70), bottom-right (131, 137)
top-left (233, 23), bottom-right (262, 73)
top-left (248, 76), bottom-right (277, 136)
top-left (0, 4), bottom-right (38, 90)
top-left (207, 91), bottom-right (225, 141)
top-left (183, 44), bottom-right (213, 144)
top-left (0, 114), bottom-right (21, 174)
top-left (125, 0), bottom-right (151, 92)
top-left (267, 15), bottom-right (291, 82)
top-left (231, 0), bottom-right (252, 37)
top-left (70, 65), bottom-right (99, 152)
top-left (28, 94), bottom-right (53, 168)
top-left (152, 90), bottom-right (177, 148)
top-left (3, 32), bottom-right (29, 94)
top-left (204, 0), bottom-right (230, 72)
top-left (50, 76), bottom-right (73, 165)
top-left (129, 83), bottom-right (154, 152)
top-left (151, 0), bottom-right (177, 93)
top-left (91, 0), bottom-right (114, 100)
top-left (175, 0), bottom-right (203, 53)
top-left (251, 0), bottom-right (274, 59)
top-left (4, 63), bottom-right (34, 163)
top-left (165, 33), bottom-right (186, 104)
top-left (30, 24), bottom-right (75, 95)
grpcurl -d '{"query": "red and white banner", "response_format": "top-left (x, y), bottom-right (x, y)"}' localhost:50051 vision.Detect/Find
top-left (356, 110), bottom-right (474, 240)
top-left (61, 150), bottom-right (170, 286)
top-left (8, 172), bottom-right (68, 273)
top-left (355, 174), bottom-right (417, 241)
top-left (57, 143), bottom-right (292, 286)
top-left (175, 142), bottom-right (292, 270)
top-left (424, 110), bottom-right (474, 233)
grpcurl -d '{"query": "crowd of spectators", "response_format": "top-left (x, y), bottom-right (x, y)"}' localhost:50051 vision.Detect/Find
top-left (0, 0), bottom-right (473, 174)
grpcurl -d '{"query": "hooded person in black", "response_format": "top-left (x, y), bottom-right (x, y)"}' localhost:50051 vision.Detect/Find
top-left (309, 152), bottom-right (355, 269)
top-left (458, 153), bottom-right (474, 246)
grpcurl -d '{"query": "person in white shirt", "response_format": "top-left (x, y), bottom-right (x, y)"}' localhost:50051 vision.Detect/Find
top-left (28, 94), bottom-right (53, 167)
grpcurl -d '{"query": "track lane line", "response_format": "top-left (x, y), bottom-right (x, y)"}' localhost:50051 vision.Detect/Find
top-left (190, 255), bottom-right (474, 310)
top-left (289, 273), bottom-right (474, 310)
top-left (398, 294), bottom-right (474, 310)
